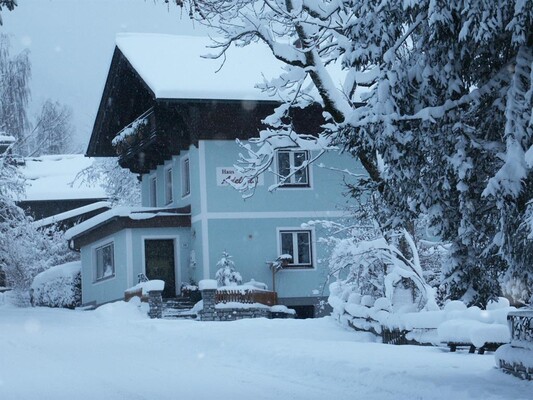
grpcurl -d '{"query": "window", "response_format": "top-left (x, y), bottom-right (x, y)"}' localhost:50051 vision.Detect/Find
top-left (150, 176), bottom-right (157, 207)
top-left (95, 243), bottom-right (115, 281)
top-left (165, 167), bottom-right (173, 205)
top-left (182, 157), bottom-right (190, 197)
top-left (277, 150), bottom-right (309, 187)
top-left (279, 229), bottom-right (313, 268)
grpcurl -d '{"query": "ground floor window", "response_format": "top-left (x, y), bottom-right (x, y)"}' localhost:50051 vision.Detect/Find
top-left (279, 229), bottom-right (313, 268)
top-left (95, 242), bottom-right (114, 281)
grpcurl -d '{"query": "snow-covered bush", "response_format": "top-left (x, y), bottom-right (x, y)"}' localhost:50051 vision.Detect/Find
top-left (329, 230), bottom-right (438, 312)
top-left (1, 216), bottom-right (78, 306)
top-left (30, 261), bottom-right (81, 309)
top-left (215, 251), bottom-right (242, 287)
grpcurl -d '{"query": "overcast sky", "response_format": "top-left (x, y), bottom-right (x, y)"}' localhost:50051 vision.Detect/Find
top-left (2, 0), bottom-right (208, 151)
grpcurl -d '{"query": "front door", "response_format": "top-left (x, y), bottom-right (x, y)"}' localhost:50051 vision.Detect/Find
top-left (144, 239), bottom-right (176, 298)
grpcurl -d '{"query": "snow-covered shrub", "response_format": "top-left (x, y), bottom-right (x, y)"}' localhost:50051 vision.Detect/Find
top-left (30, 261), bottom-right (81, 309)
top-left (1, 217), bottom-right (78, 306)
top-left (215, 251), bottom-right (242, 287)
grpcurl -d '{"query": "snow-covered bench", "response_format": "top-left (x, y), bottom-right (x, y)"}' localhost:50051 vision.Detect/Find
top-left (438, 319), bottom-right (510, 354)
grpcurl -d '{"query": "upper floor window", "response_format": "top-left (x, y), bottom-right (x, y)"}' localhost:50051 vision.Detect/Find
top-left (182, 157), bottom-right (190, 197)
top-left (165, 167), bottom-right (173, 205)
top-left (95, 242), bottom-right (115, 281)
top-left (150, 176), bottom-right (157, 207)
top-left (277, 150), bottom-right (309, 187)
top-left (279, 229), bottom-right (313, 268)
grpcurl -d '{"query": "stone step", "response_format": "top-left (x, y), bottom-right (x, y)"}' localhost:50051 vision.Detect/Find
top-left (162, 308), bottom-right (197, 319)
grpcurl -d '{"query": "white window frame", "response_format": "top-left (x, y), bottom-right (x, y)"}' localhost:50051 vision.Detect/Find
top-left (277, 227), bottom-right (314, 269)
top-left (94, 241), bottom-right (115, 282)
top-left (149, 174), bottom-right (157, 207)
top-left (165, 166), bottom-right (173, 205)
top-left (276, 150), bottom-right (311, 188)
top-left (181, 156), bottom-right (191, 198)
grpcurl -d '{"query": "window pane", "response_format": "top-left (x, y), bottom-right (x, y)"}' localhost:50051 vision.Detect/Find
top-left (297, 232), bottom-right (311, 264)
top-left (165, 168), bottom-right (173, 204)
top-left (182, 158), bottom-right (190, 197)
top-left (294, 152), bottom-right (308, 184)
top-left (277, 152), bottom-right (290, 182)
top-left (150, 177), bottom-right (157, 207)
top-left (280, 232), bottom-right (294, 260)
top-left (96, 243), bottom-right (114, 280)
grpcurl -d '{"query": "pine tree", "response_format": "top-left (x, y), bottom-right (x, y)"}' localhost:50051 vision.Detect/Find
top-left (215, 251), bottom-right (242, 287)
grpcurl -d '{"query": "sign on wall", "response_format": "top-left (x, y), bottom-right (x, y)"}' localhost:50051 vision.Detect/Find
top-left (216, 167), bottom-right (264, 187)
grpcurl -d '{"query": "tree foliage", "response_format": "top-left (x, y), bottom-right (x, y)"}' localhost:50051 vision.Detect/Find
top-left (76, 158), bottom-right (141, 206)
top-left (29, 99), bottom-right (75, 156)
top-left (0, 34), bottom-right (30, 142)
top-left (170, 0), bottom-right (533, 305)
top-left (0, 0), bottom-right (17, 25)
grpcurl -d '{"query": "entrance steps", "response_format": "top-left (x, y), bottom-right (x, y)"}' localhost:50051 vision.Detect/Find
top-left (162, 297), bottom-right (197, 320)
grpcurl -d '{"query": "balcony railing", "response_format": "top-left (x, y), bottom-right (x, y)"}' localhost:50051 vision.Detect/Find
top-left (112, 108), bottom-right (157, 155)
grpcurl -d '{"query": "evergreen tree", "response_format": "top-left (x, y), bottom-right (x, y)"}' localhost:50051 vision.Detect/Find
top-left (169, 0), bottom-right (533, 305)
top-left (215, 251), bottom-right (242, 287)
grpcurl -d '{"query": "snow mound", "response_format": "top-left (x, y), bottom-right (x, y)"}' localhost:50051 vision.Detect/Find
top-left (94, 300), bottom-right (148, 321)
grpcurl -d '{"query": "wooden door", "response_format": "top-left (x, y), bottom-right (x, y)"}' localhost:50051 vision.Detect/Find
top-left (144, 239), bottom-right (176, 298)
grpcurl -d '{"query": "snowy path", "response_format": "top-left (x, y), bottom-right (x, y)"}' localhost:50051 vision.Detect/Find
top-left (0, 302), bottom-right (531, 400)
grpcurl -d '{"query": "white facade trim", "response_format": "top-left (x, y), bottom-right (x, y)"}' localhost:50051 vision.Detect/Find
top-left (191, 210), bottom-right (348, 223)
top-left (198, 141), bottom-right (210, 279)
top-left (125, 229), bottom-right (133, 289)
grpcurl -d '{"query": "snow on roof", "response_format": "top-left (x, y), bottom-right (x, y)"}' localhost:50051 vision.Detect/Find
top-left (33, 201), bottom-right (112, 228)
top-left (115, 33), bottom-right (286, 101)
top-left (19, 154), bottom-right (107, 201)
top-left (64, 206), bottom-right (190, 240)
top-left (0, 134), bottom-right (16, 143)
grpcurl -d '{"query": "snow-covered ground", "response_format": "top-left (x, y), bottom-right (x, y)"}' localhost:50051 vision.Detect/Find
top-left (0, 302), bottom-right (531, 400)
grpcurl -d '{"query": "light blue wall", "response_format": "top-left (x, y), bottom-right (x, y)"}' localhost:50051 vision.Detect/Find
top-left (204, 216), bottom-right (341, 298)
top-left (91, 139), bottom-right (360, 305)
top-left (200, 140), bottom-right (361, 214)
top-left (80, 230), bottom-right (128, 306)
top-left (80, 227), bottom-right (191, 306)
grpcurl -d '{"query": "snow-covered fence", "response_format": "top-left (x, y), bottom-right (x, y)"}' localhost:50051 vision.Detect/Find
top-left (496, 309), bottom-right (533, 380)
top-left (216, 289), bottom-right (277, 306)
top-left (331, 285), bottom-right (515, 349)
top-left (198, 280), bottom-right (293, 321)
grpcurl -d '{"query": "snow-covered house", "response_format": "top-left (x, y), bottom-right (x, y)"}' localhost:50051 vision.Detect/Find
top-left (65, 34), bottom-right (360, 316)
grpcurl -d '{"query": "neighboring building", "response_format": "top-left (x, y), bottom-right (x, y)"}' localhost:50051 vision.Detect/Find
top-left (65, 34), bottom-right (362, 316)
top-left (17, 154), bottom-right (108, 220)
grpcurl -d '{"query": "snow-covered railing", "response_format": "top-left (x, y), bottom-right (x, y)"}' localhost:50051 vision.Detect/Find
top-left (198, 280), bottom-right (292, 321)
top-left (496, 309), bottom-right (533, 380)
top-left (112, 108), bottom-right (156, 151)
top-left (215, 289), bottom-right (277, 306)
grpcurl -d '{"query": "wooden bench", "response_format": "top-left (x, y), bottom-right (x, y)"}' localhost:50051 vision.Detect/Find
top-left (448, 342), bottom-right (503, 354)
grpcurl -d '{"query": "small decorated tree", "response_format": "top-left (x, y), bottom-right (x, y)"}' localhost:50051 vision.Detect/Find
top-left (215, 251), bottom-right (242, 287)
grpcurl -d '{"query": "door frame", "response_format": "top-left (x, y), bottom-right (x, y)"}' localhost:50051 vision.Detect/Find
top-left (141, 235), bottom-right (181, 296)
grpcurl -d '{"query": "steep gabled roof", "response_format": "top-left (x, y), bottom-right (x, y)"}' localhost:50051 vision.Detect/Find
top-left (115, 33), bottom-right (285, 101)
